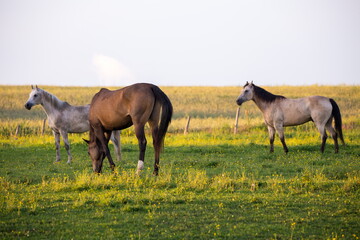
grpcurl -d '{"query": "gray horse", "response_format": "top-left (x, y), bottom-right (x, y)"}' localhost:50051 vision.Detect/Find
top-left (236, 81), bottom-right (344, 153)
top-left (25, 86), bottom-right (121, 163)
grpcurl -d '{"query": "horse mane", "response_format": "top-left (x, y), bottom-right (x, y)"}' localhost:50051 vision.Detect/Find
top-left (40, 88), bottom-right (71, 109)
top-left (251, 84), bottom-right (286, 103)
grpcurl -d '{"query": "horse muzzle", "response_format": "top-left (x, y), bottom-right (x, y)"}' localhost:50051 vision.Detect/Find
top-left (236, 98), bottom-right (244, 106)
top-left (25, 102), bottom-right (33, 110)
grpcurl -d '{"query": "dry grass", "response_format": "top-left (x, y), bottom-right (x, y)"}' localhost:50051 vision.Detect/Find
top-left (0, 85), bottom-right (359, 136)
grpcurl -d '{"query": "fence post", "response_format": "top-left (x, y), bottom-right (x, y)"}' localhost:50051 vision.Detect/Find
top-left (15, 125), bottom-right (21, 137)
top-left (245, 110), bottom-right (250, 126)
top-left (234, 107), bottom-right (240, 134)
top-left (184, 116), bottom-right (191, 135)
top-left (41, 118), bottom-right (47, 135)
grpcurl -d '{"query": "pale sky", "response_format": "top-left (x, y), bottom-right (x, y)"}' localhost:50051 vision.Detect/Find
top-left (0, 0), bottom-right (359, 87)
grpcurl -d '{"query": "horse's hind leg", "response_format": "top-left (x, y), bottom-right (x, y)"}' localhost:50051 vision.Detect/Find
top-left (60, 130), bottom-right (72, 164)
top-left (325, 118), bottom-right (339, 153)
top-left (149, 121), bottom-right (160, 175)
top-left (134, 124), bottom-right (147, 175)
top-left (110, 130), bottom-right (122, 161)
top-left (53, 130), bottom-right (61, 162)
top-left (314, 120), bottom-right (328, 153)
top-left (275, 124), bottom-right (288, 153)
top-left (149, 102), bottom-right (163, 176)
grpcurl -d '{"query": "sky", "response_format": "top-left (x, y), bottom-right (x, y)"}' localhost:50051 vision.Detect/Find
top-left (0, 0), bottom-right (359, 87)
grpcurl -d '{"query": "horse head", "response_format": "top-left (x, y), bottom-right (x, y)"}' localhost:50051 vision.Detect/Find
top-left (83, 138), bottom-right (106, 173)
top-left (25, 85), bottom-right (42, 110)
top-left (236, 81), bottom-right (255, 105)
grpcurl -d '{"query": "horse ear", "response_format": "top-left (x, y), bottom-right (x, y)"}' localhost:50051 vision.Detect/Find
top-left (36, 85), bottom-right (39, 90)
top-left (250, 80), bottom-right (254, 85)
top-left (83, 138), bottom-right (90, 144)
top-left (31, 85), bottom-right (34, 89)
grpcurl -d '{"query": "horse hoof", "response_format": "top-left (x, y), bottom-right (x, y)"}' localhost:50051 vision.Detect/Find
top-left (110, 165), bottom-right (116, 172)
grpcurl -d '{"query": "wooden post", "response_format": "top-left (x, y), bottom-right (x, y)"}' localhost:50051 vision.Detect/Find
top-left (41, 118), bottom-right (47, 135)
top-left (245, 110), bottom-right (250, 126)
top-left (184, 116), bottom-right (191, 135)
top-left (234, 107), bottom-right (240, 134)
top-left (15, 125), bottom-right (21, 137)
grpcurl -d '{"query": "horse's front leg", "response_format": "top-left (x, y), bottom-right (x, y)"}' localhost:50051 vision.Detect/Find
top-left (104, 131), bottom-right (116, 171)
top-left (134, 124), bottom-right (147, 175)
top-left (267, 126), bottom-right (275, 153)
top-left (60, 130), bottom-right (72, 164)
top-left (53, 130), bottom-right (61, 162)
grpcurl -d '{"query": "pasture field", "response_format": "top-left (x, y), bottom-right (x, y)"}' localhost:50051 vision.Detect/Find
top-left (1, 85), bottom-right (360, 239)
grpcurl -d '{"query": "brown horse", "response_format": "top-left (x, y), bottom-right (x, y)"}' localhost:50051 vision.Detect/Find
top-left (85, 83), bottom-right (173, 175)
top-left (236, 81), bottom-right (345, 153)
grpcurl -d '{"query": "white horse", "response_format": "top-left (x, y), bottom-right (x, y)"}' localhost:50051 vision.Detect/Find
top-left (25, 86), bottom-right (121, 163)
top-left (236, 81), bottom-right (345, 153)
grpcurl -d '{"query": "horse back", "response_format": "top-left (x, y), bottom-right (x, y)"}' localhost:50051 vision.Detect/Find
top-left (52, 104), bottom-right (90, 133)
top-left (91, 84), bottom-right (154, 111)
top-left (89, 84), bottom-right (156, 130)
top-left (275, 96), bottom-right (332, 126)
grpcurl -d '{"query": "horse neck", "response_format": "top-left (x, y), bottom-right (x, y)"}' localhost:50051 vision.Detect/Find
top-left (251, 85), bottom-right (285, 113)
top-left (252, 94), bottom-right (271, 113)
top-left (40, 91), bottom-right (66, 116)
top-left (251, 86), bottom-right (275, 113)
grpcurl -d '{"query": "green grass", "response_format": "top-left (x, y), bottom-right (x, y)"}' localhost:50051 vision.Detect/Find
top-left (1, 131), bottom-right (360, 239)
top-left (1, 85), bottom-right (360, 239)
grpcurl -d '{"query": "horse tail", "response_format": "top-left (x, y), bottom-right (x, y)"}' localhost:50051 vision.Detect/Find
top-left (330, 98), bottom-right (345, 145)
top-left (151, 86), bottom-right (173, 150)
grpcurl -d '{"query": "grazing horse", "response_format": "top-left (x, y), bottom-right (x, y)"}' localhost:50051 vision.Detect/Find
top-left (236, 82), bottom-right (344, 153)
top-left (25, 86), bottom-right (121, 163)
top-left (85, 83), bottom-right (173, 175)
